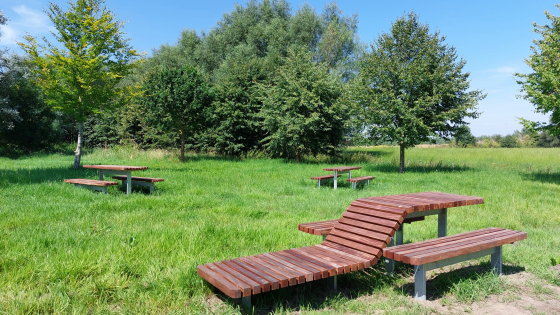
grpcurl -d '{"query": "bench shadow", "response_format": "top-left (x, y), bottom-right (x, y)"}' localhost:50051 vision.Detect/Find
top-left (0, 167), bottom-right (100, 186)
top-left (520, 170), bottom-right (560, 185)
top-left (395, 262), bottom-right (526, 301)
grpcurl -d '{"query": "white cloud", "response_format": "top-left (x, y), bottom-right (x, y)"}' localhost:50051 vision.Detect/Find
top-left (0, 5), bottom-right (53, 49)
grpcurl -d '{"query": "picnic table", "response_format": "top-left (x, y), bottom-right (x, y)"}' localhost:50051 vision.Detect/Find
top-left (322, 166), bottom-right (362, 189)
top-left (83, 165), bottom-right (148, 195)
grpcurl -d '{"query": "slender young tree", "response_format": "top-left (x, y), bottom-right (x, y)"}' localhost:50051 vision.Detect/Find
top-left (354, 12), bottom-right (484, 173)
top-left (515, 5), bottom-right (560, 135)
top-left (18, 0), bottom-right (141, 168)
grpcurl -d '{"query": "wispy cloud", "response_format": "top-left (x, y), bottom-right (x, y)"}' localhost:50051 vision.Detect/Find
top-left (0, 5), bottom-right (53, 48)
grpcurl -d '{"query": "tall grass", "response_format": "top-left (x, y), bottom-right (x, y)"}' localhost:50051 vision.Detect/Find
top-left (0, 146), bottom-right (558, 313)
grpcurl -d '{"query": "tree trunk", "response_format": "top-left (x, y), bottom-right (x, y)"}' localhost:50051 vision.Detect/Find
top-left (180, 131), bottom-right (185, 162)
top-left (73, 122), bottom-right (83, 169)
top-left (399, 143), bottom-right (405, 174)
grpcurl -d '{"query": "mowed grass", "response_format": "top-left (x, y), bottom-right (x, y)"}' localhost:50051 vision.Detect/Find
top-left (0, 146), bottom-right (559, 314)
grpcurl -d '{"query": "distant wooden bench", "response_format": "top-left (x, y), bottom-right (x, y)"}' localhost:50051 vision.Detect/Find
top-left (346, 176), bottom-right (375, 189)
top-left (383, 228), bottom-right (527, 300)
top-left (111, 176), bottom-right (164, 194)
top-left (310, 174), bottom-right (341, 188)
top-left (64, 179), bottom-right (118, 194)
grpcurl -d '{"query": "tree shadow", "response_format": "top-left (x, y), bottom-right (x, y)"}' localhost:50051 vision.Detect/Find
top-left (364, 162), bottom-right (473, 174)
top-left (520, 170), bottom-right (560, 185)
top-left (0, 166), bottom-right (99, 186)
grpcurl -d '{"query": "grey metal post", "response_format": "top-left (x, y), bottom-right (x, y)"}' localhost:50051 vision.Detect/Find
top-left (491, 245), bottom-right (502, 276)
top-left (367, 180), bottom-right (370, 186)
top-left (99, 170), bottom-right (104, 181)
top-left (414, 265), bottom-right (426, 301)
top-left (348, 170), bottom-right (352, 179)
top-left (385, 237), bottom-right (395, 274)
top-left (241, 296), bottom-right (251, 309)
top-left (352, 182), bottom-right (356, 189)
top-left (126, 172), bottom-right (131, 195)
top-left (323, 235), bottom-right (327, 241)
top-left (438, 208), bottom-right (447, 237)
top-left (333, 171), bottom-right (338, 189)
top-left (328, 275), bottom-right (337, 290)
top-left (396, 225), bottom-right (403, 246)
top-left (317, 179), bottom-right (321, 188)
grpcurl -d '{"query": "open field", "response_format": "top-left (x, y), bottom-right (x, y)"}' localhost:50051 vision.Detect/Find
top-left (0, 146), bottom-right (559, 314)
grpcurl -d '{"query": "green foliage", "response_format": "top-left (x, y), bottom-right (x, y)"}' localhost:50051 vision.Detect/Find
top-left (454, 125), bottom-right (476, 147)
top-left (141, 66), bottom-right (212, 160)
top-left (516, 5), bottom-right (560, 135)
top-left (501, 135), bottom-right (520, 148)
top-left (258, 48), bottom-right (348, 159)
top-left (354, 12), bottom-right (484, 172)
top-left (537, 130), bottom-right (560, 147)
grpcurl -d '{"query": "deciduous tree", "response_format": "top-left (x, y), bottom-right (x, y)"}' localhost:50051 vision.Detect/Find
top-left (18, 0), bottom-right (141, 168)
top-left (354, 12), bottom-right (484, 173)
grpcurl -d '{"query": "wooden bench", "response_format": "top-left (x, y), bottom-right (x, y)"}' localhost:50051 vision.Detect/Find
top-left (346, 176), bottom-right (375, 189)
top-left (383, 228), bottom-right (527, 300)
top-left (64, 179), bottom-right (118, 194)
top-left (111, 176), bottom-right (164, 194)
top-left (310, 174), bottom-right (341, 188)
top-left (299, 217), bottom-right (425, 238)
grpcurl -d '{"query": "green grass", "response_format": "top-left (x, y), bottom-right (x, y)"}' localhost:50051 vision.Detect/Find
top-left (0, 146), bottom-right (559, 314)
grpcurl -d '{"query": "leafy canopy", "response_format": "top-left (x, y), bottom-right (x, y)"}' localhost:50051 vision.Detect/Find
top-left (515, 5), bottom-right (560, 135)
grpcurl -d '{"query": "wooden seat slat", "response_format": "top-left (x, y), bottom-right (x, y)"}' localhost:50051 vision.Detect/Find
top-left (298, 247), bottom-right (355, 272)
top-left (238, 257), bottom-right (294, 287)
top-left (197, 264), bottom-right (242, 298)
top-left (283, 249), bottom-right (340, 276)
top-left (355, 197), bottom-right (414, 211)
top-left (328, 229), bottom-right (387, 250)
top-left (338, 217), bottom-right (396, 236)
top-left (320, 242), bottom-right (376, 262)
top-left (259, 253), bottom-right (315, 282)
top-left (310, 174), bottom-right (341, 180)
top-left (214, 262), bottom-right (262, 294)
top-left (314, 245), bottom-right (371, 269)
top-left (249, 255), bottom-right (305, 284)
top-left (346, 176), bottom-right (375, 183)
top-left (346, 206), bottom-right (404, 223)
top-left (325, 235), bottom-right (382, 257)
top-left (228, 259), bottom-right (281, 290)
top-left (64, 179), bottom-right (118, 186)
top-left (221, 260), bottom-right (273, 292)
top-left (112, 175), bottom-right (164, 182)
top-left (342, 212), bottom-right (400, 229)
top-left (334, 223), bottom-right (392, 243)
top-left (205, 263), bottom-right (252, 297)
top-left (270, 251), bottom-right (328, 279)
top-left (350, 201), bottom-right (409, 215)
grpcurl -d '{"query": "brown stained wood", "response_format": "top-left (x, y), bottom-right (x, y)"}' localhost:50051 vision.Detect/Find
top-left (346, 176), bottom-right (375, 183)
top-left (356, 197), bottom-right (415, 211)
top-left (398, 230), bottom-right (522, 263)
top-left (342, 212), bottom-right (400, 230)
top-left (298, 220), bottom-right (338, 235)
top-left (314, 245), bottom-right (370, 269)
top-left (270, 252), bottom-right (328, 279)
top-left (197, 265), bottom-right (241, 298)
top-left (383, 228), bottom-right (501, 259)
top-left (350, 201), bottom-right (408, 215)
top-left (229, 259), bottom-right (281, 290)
top-left (283, 249), bottom-right (339, 276)
top-left (258, 254), bottom-right (314, 282)
top-left (205, 263), bottom-right (251, 297)
top-left (64, 179), bottom-right (118, 186)
top-left (409, 231), bottom-right (528, 265)
top-left (214, 262), bottom-right (262, 294)
top-left (338, 217), bottom-right (396, 237)
top-left (299, 247), bottom-right (355, 272)
top-left (329, 229), bottom-right (387, 249)
top-left (322, 166), bottom-right (362, 172)
top-left (250, 255), bottom-right (306, 284)
top-left (83, 165), bottom-right (148, 171)
top-left (221, 260), bottom-right (273, 292)
top-left (334, 223), bottom-right (392, 243)
top-left (238, 257), bottom-right (294, 287)
top-left (346, 206), bottom-right (404, 223)
top-left (112, 176), bottom-right (164, 182)
top-left (310, 175), bottom-right (341, 180)
top-left (320, 241), bottom-right (376, 260)
top-left (325, 235), bottom-right (382, 257)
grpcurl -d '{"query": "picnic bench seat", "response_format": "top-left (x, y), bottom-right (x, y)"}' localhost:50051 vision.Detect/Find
top-left (298, 216), bottom-right (425, 237)
top-left (64, 179), bottom-right (118, 194)
top-left (383, 228), bottom-right (527, 300)
top-left (310, 174), bottom-right (341, 188)
top-left (111, 176), bottom-right (164, 194)
top-left (346, 176), bottom-right (375, 189)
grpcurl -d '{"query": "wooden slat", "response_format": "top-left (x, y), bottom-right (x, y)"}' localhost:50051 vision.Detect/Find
top-left (64, 179), bottom-right (118, 186)
top-left (247, 255), bottom-right (305, 284)
top-left (328, 229), bottom-right (387, 249)
top-left (221, 260), bottom-right (274, 292)
top-left (282, 249), bottom-right (339, 276)
top-left (237, 257), bottom-right (294, 287)
top-left (338, 217), bottom-right (396, 237)
top-left (204, 263), bottom-right (251, 297)
top-left (325, 235), bottom-right (382, 257)
top-left (346, 176), bottom-right (375, 183)
top-left (258, 253), bottom-right (314, 282)
top-left (346, 206), bottom-right (404, 223)
top-left (355, 197), bottom-right (415, 211)
top-left (83, 165), bottom-right (148, 171)
top-left (112, 176), bottom-right (164, 182)
top-left (229, 259), bottom-right (282, 290)
top-left (214, 262), bottom-right (262, 294)
top-left (197, 264), bottom-right (241, 298)
top-left (334, 223), bottom-right (392, 243)
top-left (310, 175), bottom-right (341, 180)
top-left (315, 244), bottom-right (371, 268)
top-left (298, 247), bottom-right (356, 272)
top-left (270, 252), bottom-right (328, 279)
top-left (350, 201), bottom-right (409, 215)
top-left (342, 212), bottom-right (400, 230)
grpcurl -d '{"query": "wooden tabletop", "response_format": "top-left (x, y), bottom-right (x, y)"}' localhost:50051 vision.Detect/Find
top-left (323, 166), bottom-right (362, 172)
top-left (83, 165), bottom-right (148, 171)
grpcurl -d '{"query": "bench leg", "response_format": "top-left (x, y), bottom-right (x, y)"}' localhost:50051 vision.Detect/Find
top-left (385, 237), bottom-right (395, 274)
top-left (352, 182), bottom-right (356, 189)
top-left (396, 224), bottom-right (403, 246)
top-left (241, 296), bottom-right (251, 309)
top-left (328, 275), bottom-right (337, 291)
top-left (414, 265), bottom-right (427, 301)
top-left (367, 180), bottom-right (370, 186)
top-left (74, 184), bottom-right (107, 194)
top-left (491, 246), bottom-right (502, 276)
top-left (348, 170), bottom-right (352, 179)
top-left (333, 171), bottom-right (338, 189)
top-left (438, 208), bottom-right (447, 237)
top-left (317, 179), bottom-right (321, 188)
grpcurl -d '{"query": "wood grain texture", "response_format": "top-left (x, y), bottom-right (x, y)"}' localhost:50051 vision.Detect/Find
top-left (83, 165), bottom-right (148, 171)
top-left (346, 176), bottom-right (375, 183)
top-left (64, 179), bottom-right (118, 186)
top-left (322, 166), bottom-right (362, 172)
top-left (111, 176), bottom-right (164, 182)
top-left (310, 175), bottom-right (341, 180)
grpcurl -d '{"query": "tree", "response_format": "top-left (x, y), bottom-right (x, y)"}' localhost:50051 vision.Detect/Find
top-left (515, 5), bottom-right (560, 135)
top-left (141, 66), bottom-right (212, 161)
top-left (454, 125), bottom-right (476, 147)
top-left (258, 47), bottom-right (348, 159)
top-left (354, 12), bottom-right (484, 173)
top-left (18, 0), bottom-right (141, 168)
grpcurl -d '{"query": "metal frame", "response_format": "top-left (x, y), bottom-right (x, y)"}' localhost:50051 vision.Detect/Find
top-left (99, 169), bottom-right (132, 195)
top-left (332, 170), bottom-right (352, 190)
top-left (74, 183), bottom-right (108, 194)
top-left (413, 246), bottom-right (502, 300)
top-left (120, 180), bottom-right (155, 194)
top-left (351, 179), bottom-right (370, 189)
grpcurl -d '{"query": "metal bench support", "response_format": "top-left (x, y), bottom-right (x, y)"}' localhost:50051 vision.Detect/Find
top-left (121, 180), bottom-right (155, 194)
top-left (328, 275), bottom-right (337, 290)
top-left (438, 208), bottom-right (447, 237)
top-left (242, 296), bottom-right (251, 309)
top-left (385, 225), bottom-right (403, 274)
top-left (413, 246), bottom-right (502, 300)
top-left (74, 184), bottom-right (108, 194)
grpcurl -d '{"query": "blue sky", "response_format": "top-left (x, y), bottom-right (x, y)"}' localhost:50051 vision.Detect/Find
top-left (0, 0), bottom-right (557, 136)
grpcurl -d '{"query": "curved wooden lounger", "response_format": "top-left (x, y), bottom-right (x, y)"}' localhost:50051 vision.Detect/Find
top-left (197, 192), bottom-right (485, 306)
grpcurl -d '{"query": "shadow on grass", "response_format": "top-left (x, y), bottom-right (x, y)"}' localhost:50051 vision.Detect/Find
top-left (209, 263), bottom-right (398, 314)
top-left (0, 166), bottom-right (99, 186)
top-left (396, 262), bottom-right (525, 301)
top-left (365, 163), bottom-right (473, 174)
top-left (521, 170), bottom-right (560, 186)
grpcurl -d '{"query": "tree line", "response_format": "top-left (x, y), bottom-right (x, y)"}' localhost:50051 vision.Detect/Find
top-left (14, 0), bottom-right (560, 172)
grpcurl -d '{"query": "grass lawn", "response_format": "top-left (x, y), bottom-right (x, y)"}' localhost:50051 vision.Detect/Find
top-left (0, 146), bottom-right (559, 314)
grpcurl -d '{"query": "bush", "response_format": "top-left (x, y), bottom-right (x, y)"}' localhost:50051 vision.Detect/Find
top-left (501, 135), bottom-right (520, 148)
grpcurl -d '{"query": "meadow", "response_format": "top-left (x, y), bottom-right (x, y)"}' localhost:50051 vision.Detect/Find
top-left (0, 146), bottom-right (559, 314)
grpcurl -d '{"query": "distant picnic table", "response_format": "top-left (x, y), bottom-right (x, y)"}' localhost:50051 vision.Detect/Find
top-left (322, 166), bottom-right (361, 189)
top-left (83, 165), bottom-right (148, 195)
